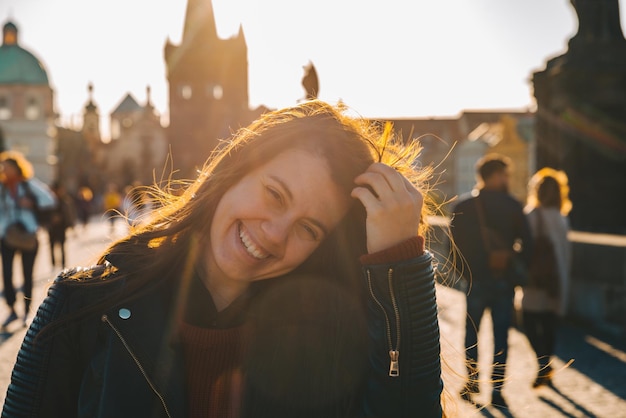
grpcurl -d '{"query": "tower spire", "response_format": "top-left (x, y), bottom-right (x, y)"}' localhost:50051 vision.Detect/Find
top-left (82, 82), bottom-right (101, 146)
top-left (84, 82), bottom-right (98, 113)
top-left (182, 0), bottom-right (217, 43)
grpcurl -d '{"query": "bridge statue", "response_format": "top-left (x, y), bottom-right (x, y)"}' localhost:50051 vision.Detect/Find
top-left (301, 61), bottom-right (319, 100)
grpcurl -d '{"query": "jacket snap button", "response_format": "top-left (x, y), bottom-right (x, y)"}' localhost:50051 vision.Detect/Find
top-left (118, 308), bottom-right (131, 320)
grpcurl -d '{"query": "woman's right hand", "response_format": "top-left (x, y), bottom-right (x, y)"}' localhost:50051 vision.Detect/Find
top-left (351, 163), bottom-right (423, 254)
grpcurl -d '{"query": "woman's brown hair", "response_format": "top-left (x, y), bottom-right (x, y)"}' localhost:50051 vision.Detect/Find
top-left (526, 167), bottom-right (572, 215)
top-left (49, 100), bottom-right (433, 330)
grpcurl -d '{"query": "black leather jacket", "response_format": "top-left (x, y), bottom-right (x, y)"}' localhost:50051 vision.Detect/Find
top-left (2, 252), bottom-right (442, 418)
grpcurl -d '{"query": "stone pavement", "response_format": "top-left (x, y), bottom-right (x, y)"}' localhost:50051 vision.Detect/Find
top-left (438, 285), bottom-right (626, 418)
top-left (0, 217), bottom-right (625, 417)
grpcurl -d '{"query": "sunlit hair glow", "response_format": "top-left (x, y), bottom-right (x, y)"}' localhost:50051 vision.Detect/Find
top-left (526, 167), bottom-right (572, 215)
top-left (0, 150), bottom-right (34, 180)
top-left (87, 100), bottom-right (432, 299)
top-left (475, 153), bottom-right (511, 187)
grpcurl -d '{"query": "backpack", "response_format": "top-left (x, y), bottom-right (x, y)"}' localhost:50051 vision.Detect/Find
top-left (528, 209), bottom-right (560, 297)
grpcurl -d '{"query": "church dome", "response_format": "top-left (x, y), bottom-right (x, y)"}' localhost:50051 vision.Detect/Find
top-left (0, 20), bottom-right (49, 85)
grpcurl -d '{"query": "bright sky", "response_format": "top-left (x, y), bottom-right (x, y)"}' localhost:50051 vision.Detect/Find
top-left (2, 0), bottom-right (625, 140)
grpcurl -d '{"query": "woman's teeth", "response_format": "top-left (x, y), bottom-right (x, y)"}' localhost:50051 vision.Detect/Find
top-left (239, 227), bottom-right (269, 259)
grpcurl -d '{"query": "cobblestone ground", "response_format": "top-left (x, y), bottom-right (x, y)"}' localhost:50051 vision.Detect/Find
top-left (1, 218), bottom-right (625, 417)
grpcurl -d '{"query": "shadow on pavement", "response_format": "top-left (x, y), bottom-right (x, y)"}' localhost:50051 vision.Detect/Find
top-left (479, 405), bottom-right (514, 418)
top-left (459, 398), bottom-right (516, 418)
top-left (0, 329), bottom-right (20, 346)
top-left (555, 321), bottom-right (626, 401)
top-left (538, 384), bottom-right (598, 418)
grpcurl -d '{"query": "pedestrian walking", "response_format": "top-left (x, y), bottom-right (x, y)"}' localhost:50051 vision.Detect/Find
top-left (103, 182), bottom-right (122, 232)
top-left (46, 181), bottom-right (77, 268)
top-left (450, 153), bottom-right (533, 409)
top-left (74, 186), bottom-right (93, 229)
top-left (2, 100), bottom-right (444, 417)
top-left (0, 151), bottom-right (56, 328)
top-left (521, 168), bottom-right (572, 388)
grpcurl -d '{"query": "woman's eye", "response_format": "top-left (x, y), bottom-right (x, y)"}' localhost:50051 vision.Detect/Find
top-left (300, 223), bottom-right (319, 241)
top-left (266, 186), bottom-right (283, 205)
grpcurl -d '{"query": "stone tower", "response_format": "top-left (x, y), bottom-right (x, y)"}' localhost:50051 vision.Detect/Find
top-left (532, 0), bottom-right (626, 234)
top-left (164, 0), bottom-right (250, 178)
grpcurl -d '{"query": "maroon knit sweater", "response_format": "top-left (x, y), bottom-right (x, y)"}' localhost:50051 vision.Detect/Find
top-left (179, 321), bottom-right (246, 418)
top-left (179, 236), bottom-right (425, 417)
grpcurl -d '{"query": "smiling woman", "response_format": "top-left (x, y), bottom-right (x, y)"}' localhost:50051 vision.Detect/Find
top-left (2, 100), bottom-right (444, 418)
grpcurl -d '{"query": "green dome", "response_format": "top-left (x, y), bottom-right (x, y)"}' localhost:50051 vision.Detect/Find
top-left (0, 20), bottom-right (49, 85)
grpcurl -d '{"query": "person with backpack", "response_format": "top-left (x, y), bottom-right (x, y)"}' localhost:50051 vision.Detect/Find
top-left (450, 153), bottom-right (533, 409)
top-left (0, 151), bottom-right (57, 328)
top-left (521, 168), bottom-right (572, 388)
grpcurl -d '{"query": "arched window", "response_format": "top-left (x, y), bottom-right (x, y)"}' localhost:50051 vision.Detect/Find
top-left (180, 85), bottom-right (192, 100)
top-left (111, 119), bottom-right (121, 140)
top-left (213, 85), bottom-right (223, 100)
top-left (25, 96), bottom-right (40, 120)
top-left (0, 95), bottom-right (12, 120)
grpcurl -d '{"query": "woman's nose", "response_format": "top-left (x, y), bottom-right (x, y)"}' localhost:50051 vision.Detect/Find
top-left (261, 217), bottom-right (290, 245)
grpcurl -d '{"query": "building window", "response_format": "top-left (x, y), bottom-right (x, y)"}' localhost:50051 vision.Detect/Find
top-left (180, 85), bottom-right (192, 100)
top-left (213, 85), bottom-right (223, 100)
top-left (25, 97), bottom-right (40, 120)
top-left (111, 119), bottom-right (121, 140)
top-left (122, 117), bottom-right (133, 128)
top-left (0, 96), bottom-right (12, 120)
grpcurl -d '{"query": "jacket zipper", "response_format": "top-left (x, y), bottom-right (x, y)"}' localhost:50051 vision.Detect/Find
top-left (367, 268), bottom-right (401, 377)
top-left (101, 314), bottom-right (173, 418)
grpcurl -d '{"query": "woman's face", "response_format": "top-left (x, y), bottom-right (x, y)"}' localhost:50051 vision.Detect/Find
top-left (1, 161), bottom-right (19, 181)
top-left (206, 148), bottom-right (350, 285)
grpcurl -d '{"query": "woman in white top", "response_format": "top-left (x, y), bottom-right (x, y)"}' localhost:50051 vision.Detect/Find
top-left (521, 167), bottom-right (572, 387)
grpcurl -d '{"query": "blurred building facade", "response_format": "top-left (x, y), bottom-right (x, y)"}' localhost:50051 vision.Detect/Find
top-left (102, 87), bottom-right (168, 188)
top-left (0, 20), bottom-right (56, 184)
top-left (56, 84), bottom-right (169, 205)
top-left (533, 0), bottom-right (626, 234)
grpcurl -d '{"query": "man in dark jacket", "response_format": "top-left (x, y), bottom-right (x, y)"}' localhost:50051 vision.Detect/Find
top-left (450, 154), bottom-right (532, 409)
